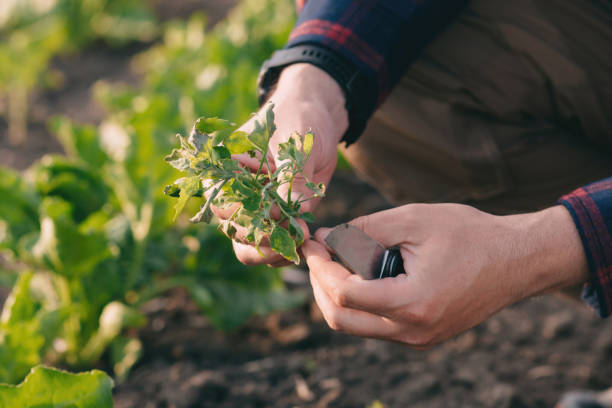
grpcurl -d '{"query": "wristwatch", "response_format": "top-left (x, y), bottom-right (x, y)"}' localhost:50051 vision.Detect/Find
top-left (257, 44), bottom-right (374, 145)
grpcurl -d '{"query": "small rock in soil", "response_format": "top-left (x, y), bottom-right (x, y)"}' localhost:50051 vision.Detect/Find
top-left (478, 383), bottom-right (524, 408)
top-left (541, 311), bottom-right (575, 339)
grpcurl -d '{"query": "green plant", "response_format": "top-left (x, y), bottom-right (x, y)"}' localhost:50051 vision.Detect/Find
top-left (0, 0), bottom-right (300, 385)
top-left (165, 103), bottom-right (324, 264)
top-left (0, 365), bottom-right (113, 408)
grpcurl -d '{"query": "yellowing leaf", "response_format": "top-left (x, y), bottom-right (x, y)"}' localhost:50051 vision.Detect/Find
top-left (270, 226), bottom-right (299, 264)
top-left (173, 176), bottom-right (201, 220)
top-left (303, 131), bottom-right (314, 157)
top-left (223, 131), bottom-right (252, 154)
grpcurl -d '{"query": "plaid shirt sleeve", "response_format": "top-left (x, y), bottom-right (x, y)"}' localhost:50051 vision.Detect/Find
top-left (286, 0), bottom-right (467, 132)
top-left (558, 178), bottom-right (612, 318)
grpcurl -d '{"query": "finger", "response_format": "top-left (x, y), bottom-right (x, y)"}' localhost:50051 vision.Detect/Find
top-left (210, 202), bottom-right (240, 220)
top-left (314, 227), bottom-right (334, 253)
top-left (227, 217), bottom-right (310, 248)
top-left (303, 240), bottom-right (411, 315)
top-left (233, 240), bottom-right (285, 265)
top-left (232, 153), bottom-right (261, 172)
top-left (233, 152), bottom-right (277, 174)
top-left (348, 206), bottom-right (417, 248)
top-left (309, 264), bottom-right (400, 339)
top-left (268, 260), bottom-right (292, 268)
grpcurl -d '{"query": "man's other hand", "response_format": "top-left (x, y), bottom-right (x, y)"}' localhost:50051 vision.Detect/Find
top-left (303, 204), bottom-right (589, 348)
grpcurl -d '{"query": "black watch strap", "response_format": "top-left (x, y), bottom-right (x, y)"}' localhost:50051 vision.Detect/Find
top-left (257, 45), bottom-right (373, 145)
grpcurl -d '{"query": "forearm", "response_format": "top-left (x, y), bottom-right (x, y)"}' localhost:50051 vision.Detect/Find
top-left (500, 206), bottom-right (589, 301)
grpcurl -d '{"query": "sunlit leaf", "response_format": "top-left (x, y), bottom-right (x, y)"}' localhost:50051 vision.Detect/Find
top-left (165, 149), bottom-right (191, 172)
top-left (195, 117), bottom-right (233, 134)
top-left (173, 176), bottom-right (201, 220)
top-left (223, 131), bottom-right (252, 154)
top-left (303, 131), bottom-right (314, 158)
top-left (270, 226), bottom-right (299, 264)
top-left (0, 366), bottom-right (113, 408)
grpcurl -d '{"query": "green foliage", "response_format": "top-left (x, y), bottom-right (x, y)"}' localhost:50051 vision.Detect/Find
top-left (0, 0), bottom-right (158, 144)
top-left (165, 103), bottom-right (323, 264)
top-left (0, 365), bottom-right (113, 408)
top-left (0, 0), bottom-right (299, 386)
top-left (0, 167), bottom-right (39, 252)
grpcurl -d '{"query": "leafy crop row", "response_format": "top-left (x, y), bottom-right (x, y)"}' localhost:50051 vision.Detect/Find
top-left (0, 0), bottom-right (298, 394)
top-left (0, 0), bottom-right (158, 144)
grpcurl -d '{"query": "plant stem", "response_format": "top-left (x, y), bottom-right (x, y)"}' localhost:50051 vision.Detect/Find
top-left (255, 151), bottom-right (266, 178)
top-left (126, 237), bottom-right (146, 291)
top-left (287, 172), bottom-right (295, 206)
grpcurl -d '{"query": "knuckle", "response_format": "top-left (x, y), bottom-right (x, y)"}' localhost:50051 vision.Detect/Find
top-left (406, 301), bottom-right (437, 326)
top-left (350, 215), bottom-right (370, 233)
top-left (324, 310), bottom-right (344, 332)
top-left (331, 287), bottom-right (350, 308)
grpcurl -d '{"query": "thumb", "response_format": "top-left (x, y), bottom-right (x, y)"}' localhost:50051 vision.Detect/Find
top-left (347, 207), bottom-right (414, 248)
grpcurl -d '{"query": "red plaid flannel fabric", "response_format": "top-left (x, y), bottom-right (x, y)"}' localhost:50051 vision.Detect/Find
top-left (560, 178), bottom-right (612, 318)
top-left (286, 0), bottom-right (467, 123)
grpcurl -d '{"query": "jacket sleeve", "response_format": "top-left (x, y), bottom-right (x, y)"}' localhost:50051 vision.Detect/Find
top-left (286, 0), bottom-right (467, 139)
top-left (558, 177), bottom-right (612, 318)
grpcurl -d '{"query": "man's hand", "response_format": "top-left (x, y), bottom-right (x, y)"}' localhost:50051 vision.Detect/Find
top-left (303, 204), bottom-right (589, 348)
top-left (212, 63), bottom-right (348, 266)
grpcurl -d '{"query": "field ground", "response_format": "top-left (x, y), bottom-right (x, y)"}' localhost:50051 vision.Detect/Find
top-left (1, 1), bottom-right (611, 407)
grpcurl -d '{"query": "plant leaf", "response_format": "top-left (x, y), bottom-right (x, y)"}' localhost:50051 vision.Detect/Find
top-left (173, 176), bottom-right (201, 220)
top-left (163, 184), bottom-right (180, 197)
top-left (270, 225), bottom-right (299, 264)
top-left (218, 220), bottom-right (237, 239)
top-left (223, 131), bottom-right (252, 154)
top-left (211, 146), bottom-right (231, 161)
top-left (299, 212), bottom-right (315, 223)
top-left (189, 180), bottom-right (226, 224)
top-left (288, 216), bottom-right (304, 245)
top-left (264, 102), bottom-right (276, 137)
top-left (194, 117), bottom-right (233, 134)
top-left (165, 149), bottom-right (191, 172)
top-left (303, 131), bottom-right (314, 158)
top-left (247, 123), bottom-right (268, 152)
top-left (0, 365), bottom-right (114, 408)
top-left (305, 182), bottom-right (325, 198)
top-left (189, 204), bottom-right (213, 224)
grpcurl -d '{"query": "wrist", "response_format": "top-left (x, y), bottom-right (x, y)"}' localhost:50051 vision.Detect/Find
top-left (500, 206), bottom-right (589, 300)
top-left (268, 63), bottom-right (348, 144)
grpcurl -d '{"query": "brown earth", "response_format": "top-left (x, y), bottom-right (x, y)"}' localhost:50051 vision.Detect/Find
top-left (1, 1), bottom-right (611, 407)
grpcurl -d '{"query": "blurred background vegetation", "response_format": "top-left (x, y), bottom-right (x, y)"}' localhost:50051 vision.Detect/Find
top-left (0, 0), bottom-right (303, 391)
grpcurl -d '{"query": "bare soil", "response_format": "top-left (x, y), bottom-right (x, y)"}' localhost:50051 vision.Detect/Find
top-left (1, 1), bottom-right (611, 407)
top-left (113, 289), bottom-right (612, 408)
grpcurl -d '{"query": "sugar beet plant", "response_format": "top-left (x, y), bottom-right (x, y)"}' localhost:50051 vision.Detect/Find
top-left (165, 103), bottom-right (324, 264)
top-left (0, 0), bottom-right (299, 392)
